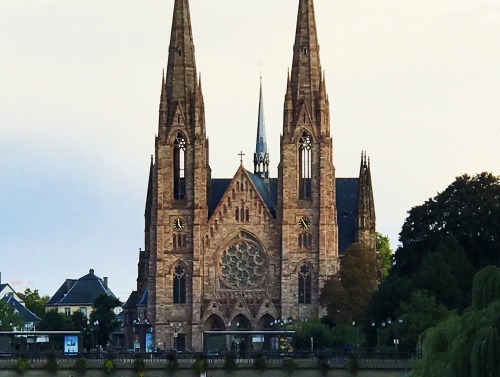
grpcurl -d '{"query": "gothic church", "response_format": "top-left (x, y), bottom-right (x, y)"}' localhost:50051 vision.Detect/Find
top-left (124, 0), bottom-right (375, 352)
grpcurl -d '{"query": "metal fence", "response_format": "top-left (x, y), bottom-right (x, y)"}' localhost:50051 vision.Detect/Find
top-left (0, 350), bottom-right (415, 366)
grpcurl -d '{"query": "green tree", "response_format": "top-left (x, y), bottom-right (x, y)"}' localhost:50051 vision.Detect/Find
top-left (320, 243), bottom-right (378, 323)
top-left (398, 291), bottom-right (450, 353)
top-left (367, 173), bottom-right (499, 350)
top-left (0, 301), bottom-right (23, 330)
top-left (396, 172), bottom-right (500, 276)
top-left (38, 310), bottom-right (71, 331)
top-left (412, 266), bottom-right (500, 377)
top-left (376, 233), bottom-right (393, 280)
top-left (17, 288), bottom-right (49, 319)
top-left (415, 236), bottom-right (473, 310)
top-left (91, 294), bottom-right (122, 348)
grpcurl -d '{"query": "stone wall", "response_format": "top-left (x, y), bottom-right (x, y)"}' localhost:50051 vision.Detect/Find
top-left (0, 360), bottom-right (411, 377)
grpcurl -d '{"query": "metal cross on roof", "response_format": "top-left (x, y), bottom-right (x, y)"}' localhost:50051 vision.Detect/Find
top-left (238, 151), bottom-right (245, 164)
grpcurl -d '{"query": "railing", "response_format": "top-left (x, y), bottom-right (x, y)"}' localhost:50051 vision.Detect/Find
top-left (0, 350), bottom-right (415, 366)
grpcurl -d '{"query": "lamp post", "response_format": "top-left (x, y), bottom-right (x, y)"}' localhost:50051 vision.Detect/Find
top-left (171, 323), bottom-right (182, 350)
top-left (133, 318), bottom-right (141, 352)
top-left (371, 320), bottom-right (388, 354)
top-left (393, 318), bottom-right (403, 362)
top-left (352, 321), bottom-right (360, 355)
top-left (294, 292), bottom-right (302, 321)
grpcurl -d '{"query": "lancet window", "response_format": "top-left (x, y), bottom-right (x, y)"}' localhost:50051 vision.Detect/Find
top-left (173, 264), bottom-right (186, 304)
top-left (173, 133), bottom-right (186, 200)
top-left (299, 132), bottom-right (312, 200)
top-left (298, 263), bottom-right (312, 304)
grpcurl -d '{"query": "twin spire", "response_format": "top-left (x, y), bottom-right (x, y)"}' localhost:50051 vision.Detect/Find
top-left (162, 0), bottom-right (324, 177)
top-left (166, 0), bottom-right (197, 104)
top-left (290, 0), bottom-right (322, 108)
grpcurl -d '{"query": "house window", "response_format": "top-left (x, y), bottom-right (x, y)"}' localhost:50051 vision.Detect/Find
top-left (64, 307), bottom-right (71, 316)
top-left (173, 264), bottom-right (186, 304)
top-left (173, 133), bottom-right (186, 200)
top-left (298, 263), bottom-right (312, 304)
top-left (299, 132), bottom-right (312, 199)
top-left (80, 307), bottom-right (87, 316)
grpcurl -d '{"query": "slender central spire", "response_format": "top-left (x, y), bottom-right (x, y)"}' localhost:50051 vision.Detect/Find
top-left (290, 0), bottom-right (322, 107)
top-left (254, 76), bottom-right (270, 179)
top-left (165, 0), bottom-right (197, 103)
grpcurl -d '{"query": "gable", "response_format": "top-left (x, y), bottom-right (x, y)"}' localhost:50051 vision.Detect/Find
top-left (207, 166), bottom-right (276, 228)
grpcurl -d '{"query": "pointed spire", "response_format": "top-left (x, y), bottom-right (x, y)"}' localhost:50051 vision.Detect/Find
top-left (145, 155), bottom-right (155, 222)
top-left (165, 0), bottom-right (197, 103)
top-left (290, 0), bottom-right (322, 107)
top-left (254, 76), bottom-right (270, 179)
top-left (357, 151), bottom-right (375, 235)
top-left (285, 68), bottom-right (292, 103)
top-left (256, 76), bottom-right (268, 157)
top-left (160, 69), bottom-right (167, 105)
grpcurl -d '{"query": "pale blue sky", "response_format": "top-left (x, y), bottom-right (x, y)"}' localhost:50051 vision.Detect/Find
top-left (1, 0), bottom-right (499, 300)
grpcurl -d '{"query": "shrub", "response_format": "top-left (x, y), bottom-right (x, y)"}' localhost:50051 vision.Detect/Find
top-left (283, 358), bottom-right (299, 374)
top-left (166, 349), bottom-right (179, 374)
top-left (346, 354), bottom-right (359, 375)
top-left (133, 356), bottom-right (146, 376)
top-left (45, 353), bottom-right (58, 374)
top-left (193, 353), bottom-right (207, 375)
top-left (103, 358), bottom-right (116, 375)
top-left (75, 357), bottom-right (88, 376)
top-left (317, 353), bottom-right (329, 376)
top-left (223, 352), bottom-right (237, 373)
top-left (253, 351), bottom-right (267, 372)
top-left (16, 358), bottom-right (28, 374)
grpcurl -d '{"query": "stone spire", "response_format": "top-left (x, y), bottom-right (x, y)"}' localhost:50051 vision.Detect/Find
top-left (254, 76), bottom-right (270, 179)
top-left (165, 0), bottom-right (198, 106)
top-left (357, 151), bottom-right (376, 251)
top-left (290, 0), bottom-right (322, 111)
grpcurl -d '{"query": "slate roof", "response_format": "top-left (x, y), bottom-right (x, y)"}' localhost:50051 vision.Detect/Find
top-left (208, 179), bottom-right (232, 218)
top-left (336, 178), bottom-right (359, 255)
top-left (123, 291), bottom-right (138, 309)
top-left (46, 269), bottom-right (117, 307)
top-left (208, 175), bottom-right (278, 219)
top-left (2, 294), bottom-right (41, 323)
top-left (137, 289), bottom-right (148, 307)
top-left (208, 174), bottom-right (358, 255)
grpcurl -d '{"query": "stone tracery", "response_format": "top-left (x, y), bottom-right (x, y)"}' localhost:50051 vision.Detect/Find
top-left (220, 235), bottom-right (266, 289)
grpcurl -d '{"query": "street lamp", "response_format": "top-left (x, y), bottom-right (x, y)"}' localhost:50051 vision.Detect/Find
top-left (294, 292), bottom-right (302, 321)
top-left (352, 321), bottom-right (360, 354)
top-left (171, 323), bottom-right (182, 350)
top-left (133, 318), bottom-right (141, 352)
top-left (393, 318), bottom-right (403, 362)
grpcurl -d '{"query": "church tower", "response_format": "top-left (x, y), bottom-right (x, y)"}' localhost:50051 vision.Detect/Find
top-left (126, 0), bottom-right (376, 353)
top-left (278, 0), bottom-right (339, 320)
top-left (147, 0), bottom-right (211, 351)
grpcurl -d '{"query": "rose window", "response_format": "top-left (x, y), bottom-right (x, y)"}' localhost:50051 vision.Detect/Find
top-left (220, 240), bottom-right (266, 288)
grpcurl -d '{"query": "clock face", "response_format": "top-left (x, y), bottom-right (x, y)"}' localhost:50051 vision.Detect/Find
top-left (298, 217), bottom-right (311, 229)
top-left (173, 217), bottom-right (186, 232)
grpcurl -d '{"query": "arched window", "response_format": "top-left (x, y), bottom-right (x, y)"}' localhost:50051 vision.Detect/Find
top-left (173, 264), bottom-right (186, 304)
top-left (173, 133), bottom-right (186, 200)
top-left (298, 263), bottom-right (312, 304)
top-left (299, 132), bottom-right (312, 199)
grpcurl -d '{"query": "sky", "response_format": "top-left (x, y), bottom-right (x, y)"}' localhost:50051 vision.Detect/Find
top-left (1, 0), bottom-right (499, 301)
